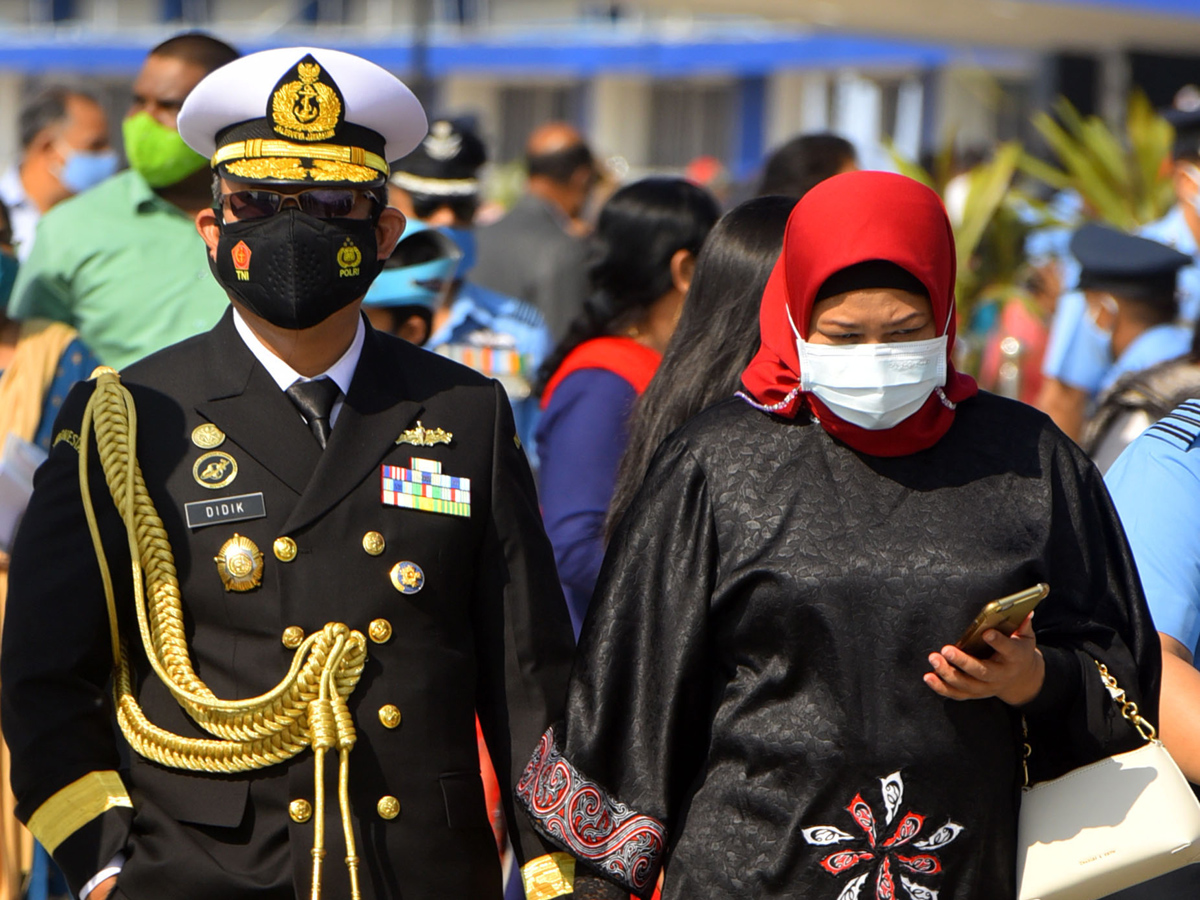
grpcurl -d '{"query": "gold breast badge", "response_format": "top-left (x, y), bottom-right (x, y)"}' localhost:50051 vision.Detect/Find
top-left (396, 422), bottom-right (452, 448)
top-left (193, 450), bottom-right (238, 489)
top-left (191, 423), bottom-right (226, 449)
top-left (389, 561), bottom-right (425, 595)
top-left (215, 534), bottom-right (264, 592)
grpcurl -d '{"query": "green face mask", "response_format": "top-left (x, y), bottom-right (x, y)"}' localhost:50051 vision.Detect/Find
top-left (122, 111), bottom-right (208, 188)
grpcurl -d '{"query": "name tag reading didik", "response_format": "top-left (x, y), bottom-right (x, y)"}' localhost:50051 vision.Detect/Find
top-left (185, 492), bottom-right (266, 529)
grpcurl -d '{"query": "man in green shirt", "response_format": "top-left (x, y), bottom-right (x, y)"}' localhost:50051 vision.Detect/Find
top-left (7, 33), bottom-right (239, 370)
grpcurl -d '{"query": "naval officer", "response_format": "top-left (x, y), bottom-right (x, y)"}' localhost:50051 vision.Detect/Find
top-left (1, 47), bottom-right (577, 900)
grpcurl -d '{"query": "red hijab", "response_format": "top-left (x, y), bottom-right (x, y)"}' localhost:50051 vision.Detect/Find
top-left (739, 170), bottom-right (977, 456)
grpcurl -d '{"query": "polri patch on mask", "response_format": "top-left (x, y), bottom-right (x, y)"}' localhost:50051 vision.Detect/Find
top-left (185, 492), bottom-right (267, 529)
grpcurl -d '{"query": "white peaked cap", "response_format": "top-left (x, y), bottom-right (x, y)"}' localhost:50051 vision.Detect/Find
top-left (178, 46), bottom-right (427, 167)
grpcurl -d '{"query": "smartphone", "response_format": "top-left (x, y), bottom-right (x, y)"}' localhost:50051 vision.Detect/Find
top-left (954, 583), bottom-right (1049, 657)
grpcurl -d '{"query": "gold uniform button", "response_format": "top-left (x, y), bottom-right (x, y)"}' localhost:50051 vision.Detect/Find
top-left (377, 795), bottom-right (400, 820)
top-left (289, 799), bottom-right (312, 823)
top-left (368, 618), bottom-right (392, 644)
top-left (378, 704), bottom-right (401, 729)
top-left (362, 531), bottom-right (386, 556)
top-left (281, 626), bottom-right (305, 649)
top-left (274, 536), bottom-right (298, 562)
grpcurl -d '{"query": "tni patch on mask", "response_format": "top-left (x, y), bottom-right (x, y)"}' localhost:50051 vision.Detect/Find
top-left (232, 241), bottom-right (252, 281)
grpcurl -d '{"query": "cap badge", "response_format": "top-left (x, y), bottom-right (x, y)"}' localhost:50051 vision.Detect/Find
top-left (270, 54), bottom-right (343, 142)
top-left (424, 121), bottom-right (462, 161)
top-left (231, 241), bottom-right (252, 281)
top-left (337, 238), bottom-right (362, 277)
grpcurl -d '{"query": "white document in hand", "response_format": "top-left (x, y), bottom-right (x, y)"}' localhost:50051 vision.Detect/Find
top-left (0, 433), bottom-right (48, 553)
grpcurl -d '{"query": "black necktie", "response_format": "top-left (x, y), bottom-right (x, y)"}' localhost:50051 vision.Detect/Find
top-left (286, 378), bottom-right (341, 449)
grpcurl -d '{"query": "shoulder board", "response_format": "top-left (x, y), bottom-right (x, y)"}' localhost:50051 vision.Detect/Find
top-left (1146, 399), bottom-right (1200, 451)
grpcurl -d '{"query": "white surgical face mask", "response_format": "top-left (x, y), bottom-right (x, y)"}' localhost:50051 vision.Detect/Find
top-left (790, 307), bottom-right (949, 430)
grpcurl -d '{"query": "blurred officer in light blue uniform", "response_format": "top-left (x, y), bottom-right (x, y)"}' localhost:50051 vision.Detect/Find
top-left (1037, 107), bottom-right (1200, 438)
top-left (361, 219), bottom-right (461, 347)
top-left (389, 119), bottom-right (551, 462)
top-left (1106, 401), bottom-right (1200, 898)
top-left (1071, 223), bottom-right (1193, 389)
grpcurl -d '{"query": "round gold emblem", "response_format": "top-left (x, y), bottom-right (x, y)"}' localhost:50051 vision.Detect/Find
top-left (378, 704), bottom-right (401, 729)
top-left (191, 423), bottom-right (226, 449)
top-left (193, 450), bottom-right (238, 490)
top-left (377, 795), bottom-right (400, 820)
top-left (274, 536), bottom-right (298, 562)
top-left (389, 562), bottom-right (424, 595)
top-left (362, 531), bottom-right (385, 556)
top-left (368, 618), bottom-right (392, 644)
top-left (282, 626), bottom-right (305, 649)
top-left (289, 798), bottom-right (313, 823)
top-left (214, 534), bottom-right (263, 592)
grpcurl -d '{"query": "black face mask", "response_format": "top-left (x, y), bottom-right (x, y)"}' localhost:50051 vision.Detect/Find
top-left (211, 209), bottom-right (384, 330)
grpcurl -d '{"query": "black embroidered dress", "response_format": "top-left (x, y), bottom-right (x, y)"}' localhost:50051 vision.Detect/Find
top-left (517, 392), bottom-right (1160, 900)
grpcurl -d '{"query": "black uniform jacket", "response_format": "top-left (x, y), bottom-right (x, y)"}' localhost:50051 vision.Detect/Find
top-left (2, 309), bottom-right (575, 900)
top-left (518, 393), bottom-right (1161, 900)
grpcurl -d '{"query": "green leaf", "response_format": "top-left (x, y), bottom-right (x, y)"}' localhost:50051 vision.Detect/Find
top-left (884, 139), bottom-right (935, 189)
top-left (956, 142), bottom-right (1021, 266)
top-left (1023, 92), bottom-right (1174, 229)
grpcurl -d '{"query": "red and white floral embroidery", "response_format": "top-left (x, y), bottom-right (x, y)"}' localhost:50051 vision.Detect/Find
top-left (802, 771), bottom-right (963, 900)
top-left (516, 727), bottom-right (667, 895)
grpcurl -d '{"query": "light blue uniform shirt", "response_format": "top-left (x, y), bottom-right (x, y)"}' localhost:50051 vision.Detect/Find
top-left (1106, 400), bottom-right (1200, 662)
top-left (1100, 322), bottom-right (1193, 392)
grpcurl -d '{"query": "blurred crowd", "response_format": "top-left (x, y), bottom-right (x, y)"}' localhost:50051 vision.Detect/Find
top-left (2, 27), bottom-right (1200, 900)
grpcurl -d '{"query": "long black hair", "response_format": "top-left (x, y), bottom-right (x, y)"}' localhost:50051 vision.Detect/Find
top-left (606, 195), bottom-right (794, 538)
top-left (534, 177), bottom-right (720, 394)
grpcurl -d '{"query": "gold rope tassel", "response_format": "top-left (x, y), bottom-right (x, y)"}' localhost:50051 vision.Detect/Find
top-left (76, 368), bottom-right (366, 898)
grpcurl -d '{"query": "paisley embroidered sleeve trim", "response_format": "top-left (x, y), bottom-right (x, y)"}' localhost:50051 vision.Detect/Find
top-left (516, 726), bottom-right (667, 896)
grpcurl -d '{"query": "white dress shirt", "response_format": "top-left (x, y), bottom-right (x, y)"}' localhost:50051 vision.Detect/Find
top-left (232, 306), bottom-right (364, 426)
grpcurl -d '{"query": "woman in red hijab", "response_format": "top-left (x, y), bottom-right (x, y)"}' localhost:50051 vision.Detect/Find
top-left (517, 172), bottom-right (1159, 900)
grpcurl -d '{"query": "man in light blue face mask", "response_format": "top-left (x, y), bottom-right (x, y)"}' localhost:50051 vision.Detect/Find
top-left (0, 87), bottom-right (115, 261)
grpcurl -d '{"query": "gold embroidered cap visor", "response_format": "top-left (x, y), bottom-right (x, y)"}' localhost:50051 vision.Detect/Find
top-left (177, 46), bottom-right (427, 189)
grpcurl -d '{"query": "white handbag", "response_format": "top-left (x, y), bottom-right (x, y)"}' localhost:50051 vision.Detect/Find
top-left (1016, 661), bottom-right (1200, 900)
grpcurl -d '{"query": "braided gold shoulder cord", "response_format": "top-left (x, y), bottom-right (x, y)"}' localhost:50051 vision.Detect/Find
top-left (77, 368), bottom-right (366, 900)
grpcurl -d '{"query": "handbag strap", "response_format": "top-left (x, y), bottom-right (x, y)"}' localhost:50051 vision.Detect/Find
top-left (1095, 660), bottom-right (1157, 742)
top-left (1022, 659), bottom-right (1157, 787)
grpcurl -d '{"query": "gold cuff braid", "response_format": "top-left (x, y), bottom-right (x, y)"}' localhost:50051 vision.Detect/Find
top-left (26, 770), bottom-right (132, 855)
top-left (522, 852), bottom-right (576, 900)
top-left (77, 367), bottom-right (366, 899)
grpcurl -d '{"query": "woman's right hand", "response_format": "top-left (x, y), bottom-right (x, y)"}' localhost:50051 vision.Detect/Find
top-left (923, 613), bottom-right (1046, 706)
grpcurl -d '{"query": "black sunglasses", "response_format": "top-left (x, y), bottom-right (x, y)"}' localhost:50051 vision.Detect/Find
top-left (220, 188), bottom-right (378, 221)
